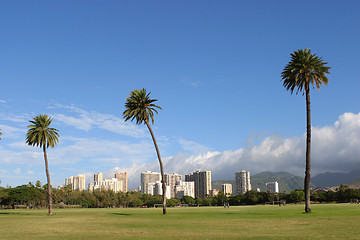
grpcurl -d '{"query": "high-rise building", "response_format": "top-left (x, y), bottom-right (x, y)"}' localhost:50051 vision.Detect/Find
top-left (235, 170), bottom-right (251, 195)
top-left (153, 181), bottom-right (171, 199)
top-left (102, 178), bottom-right (123, 192)
top-left (222, 183), bottom-right (233, 196)
top-left (65, 174), bottom-right (86, 191)
top-left (175, 181), bottom-right (195, 198)
top-left (141, 171), bottom-right (161, 194)
top-left (185, 170), bottom-right (211, 198)
top-left (89, 173), bottom-right (123, 193)
top-left (94, 172), bottom-right (103, 182)
top-left (266, 181), bottom-right (279, 193)
top-left (165, 173), bottom-right (182, 198)
top-left (115, 172), bottom-right (128, 193)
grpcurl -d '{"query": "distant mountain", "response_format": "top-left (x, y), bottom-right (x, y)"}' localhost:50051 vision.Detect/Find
top-left (212, 172), bottom-right (310, 193)
top-left (312, 169), bottom-right (360, 187)
top-left (251, 172), bottom-right (310, 193)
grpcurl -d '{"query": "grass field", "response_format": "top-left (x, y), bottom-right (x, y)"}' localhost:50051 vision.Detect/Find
top-left (0, 204), bottom-right (359, 239)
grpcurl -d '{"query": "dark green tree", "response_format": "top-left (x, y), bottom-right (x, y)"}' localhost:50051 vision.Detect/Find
top-left (281, 49), bottom-right (330, 213)
top-left (123, 89), bottom-right (167, 214)
top-left (26, 114), bottom-right (59, 215)
top-left (181, 195), bottom-right (196, 205)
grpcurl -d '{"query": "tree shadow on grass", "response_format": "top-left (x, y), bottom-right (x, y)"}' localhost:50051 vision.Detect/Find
top-left (111, 213), bottom-right (131, 216)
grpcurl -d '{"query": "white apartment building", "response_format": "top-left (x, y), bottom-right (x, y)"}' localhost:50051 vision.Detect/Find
top-left (235, 170), bottom-right (251, 195)
top-left (89, 173), bottom-right (124, 193)
top-left (222, 183), bottom-right (233, 196)
top-left (266, 181), bottom-right (279, 193)
top-left (165, 173), bottom-right (182, 198)
top-left (141, 171), bottom-right (161, 194)
top-left (153, 181), bottom-right (172, 199)
top-left (94, 172), bottom-right (103, 182)
top-left (65, 174), bottom-right (86, 191)
top-left (175, 181), bottom-right (195, 198)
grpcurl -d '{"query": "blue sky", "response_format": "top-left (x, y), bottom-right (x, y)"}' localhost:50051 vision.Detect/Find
top-left (0, 1), bottom-right (359, 190)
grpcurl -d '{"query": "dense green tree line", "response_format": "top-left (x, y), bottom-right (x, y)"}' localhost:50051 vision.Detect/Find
top-left (1, 184), bottom-right (359, 209)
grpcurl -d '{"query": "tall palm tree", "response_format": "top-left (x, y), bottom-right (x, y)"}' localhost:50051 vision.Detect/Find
top-left (26, 114), bottom-right (59, 215)
top-left (123, 89), bottom-right (167, 214)
top-left (281, 49), bottom-right (330, 213)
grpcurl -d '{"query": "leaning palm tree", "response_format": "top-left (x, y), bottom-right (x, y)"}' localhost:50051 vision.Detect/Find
top-left (123, 89), bottom-right (167, 214)
top-left (26, 114), bottom-right (59, 215)
top-left (281, 49), bottom-right (330, 213)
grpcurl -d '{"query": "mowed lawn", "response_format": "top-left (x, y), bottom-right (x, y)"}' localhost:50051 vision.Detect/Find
top-left (0, 204), bottom-right (359, 239)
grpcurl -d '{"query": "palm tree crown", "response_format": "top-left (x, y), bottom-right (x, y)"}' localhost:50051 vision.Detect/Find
top-left (123, 88), bottom-right (162, 125)
top-left (26, 114), bottom-right (59, 148)
top-left (281, 48), bottom-right (331, 94)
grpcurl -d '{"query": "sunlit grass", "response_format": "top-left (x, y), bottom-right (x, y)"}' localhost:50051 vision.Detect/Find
top-left (0, 204), bottom-right (359, 239)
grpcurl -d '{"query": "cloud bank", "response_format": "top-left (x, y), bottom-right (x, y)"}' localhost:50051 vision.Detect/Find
top-left (117, 112), bottom-right (360, 190)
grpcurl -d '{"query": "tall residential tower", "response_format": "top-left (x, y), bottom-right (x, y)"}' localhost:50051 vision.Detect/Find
top-left (235, 170), bottom-right (251, 195)
top-left (141, 171), bottom-right (161, 194)
top-left (185, 170), bottom-right (211, 198)
top-left (115, 172), bottom-right (128, 193)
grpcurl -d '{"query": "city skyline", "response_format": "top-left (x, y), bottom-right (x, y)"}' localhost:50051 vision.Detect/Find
top-left (0, 1), bottom-right (359, 189)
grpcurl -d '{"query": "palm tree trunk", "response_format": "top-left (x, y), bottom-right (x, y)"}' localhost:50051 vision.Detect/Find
top-left (145, 120), bottom-right (166, 215)
top-left (304, 86), bottom-right (312, 213)
top-left (43, 145), bottom-right (52, 215)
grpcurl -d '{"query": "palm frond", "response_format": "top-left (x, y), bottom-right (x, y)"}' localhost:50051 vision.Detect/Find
top-left (281, 48), bottom-right (330, 95)
top-left (26, 114), bottom-right (60, 149)
top-left (123, 88), bottom-right (162, 125)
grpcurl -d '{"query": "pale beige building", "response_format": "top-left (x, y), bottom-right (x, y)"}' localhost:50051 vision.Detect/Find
top-left (89, 172), bottom-right (124, 193)
top-left (65, 174), bottom-right (86, 191)
top-left (222, 183), bottom-right (233, 196)
top-left (115, 172), bottom-right (128, 193)
top-left (94, 172), bottom-right (103, 182)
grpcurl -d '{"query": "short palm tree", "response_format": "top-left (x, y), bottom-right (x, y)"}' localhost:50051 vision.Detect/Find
top-left (281, 49), bottom-right (330, 213)
top-left (26, 114), bottom-right (59, 215)
top-left (123, 89), bottom-right (167, 214)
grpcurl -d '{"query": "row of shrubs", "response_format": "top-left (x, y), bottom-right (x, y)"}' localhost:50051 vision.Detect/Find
top-left (1, 183), bottom-right (359, 209)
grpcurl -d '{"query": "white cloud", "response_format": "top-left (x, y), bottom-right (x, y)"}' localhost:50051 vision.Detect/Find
top-left (178, 138), bottom-right (211, 155)
top-left (0, 113), bottom-right (29, 123)
top-left (0, 125), bottom-right (27, 139)
top-left (51, 137), bottom-right (154, 165)
top-left (0, 100), bottom-right (6, 103)
top-left (119, 112), bottom-right (360, 190)
top-left (14, 168), bottom-right (21, 174)
top-left (52, 104), bottom-right (146, 138)
top-left (181, 77), bottom-right (203, 87)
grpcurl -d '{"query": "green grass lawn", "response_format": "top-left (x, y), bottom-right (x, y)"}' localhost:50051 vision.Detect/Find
top-left (0, 204), bottom-right (359, 239)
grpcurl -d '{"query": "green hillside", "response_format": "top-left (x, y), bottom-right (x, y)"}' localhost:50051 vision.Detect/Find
top-left (251, 172), bottom-right (310, 192)
top-left (212, 172), bottom-right (314, 193)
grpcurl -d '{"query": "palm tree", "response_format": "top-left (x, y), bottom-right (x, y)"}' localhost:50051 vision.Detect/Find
top-left (281, 49), bottom-right (330, 213)
top-left (0, 129), bottom-right (2, 140)
top-left (123, 89), bottom-right (167, 214)
top-left (26, 114), bottom-right (59, 215)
